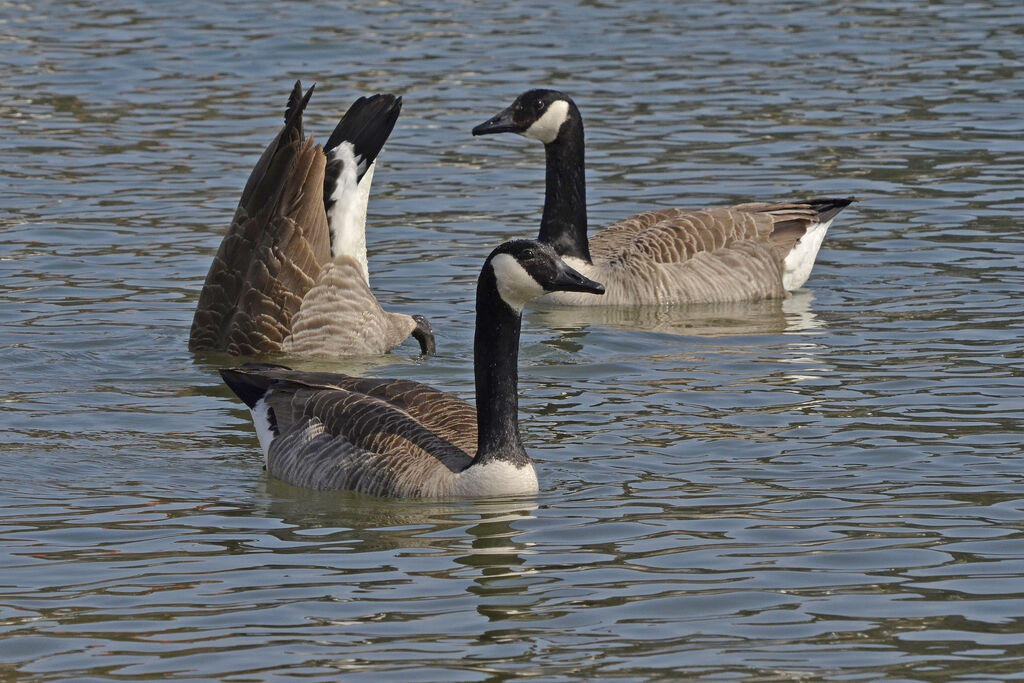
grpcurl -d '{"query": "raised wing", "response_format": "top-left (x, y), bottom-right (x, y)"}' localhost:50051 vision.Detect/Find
top-left (189, 82), bottom-right (331, 354)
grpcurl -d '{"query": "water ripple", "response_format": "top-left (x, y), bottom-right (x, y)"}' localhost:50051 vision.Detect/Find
top-left (2, 0), bottom-right (1023, 679)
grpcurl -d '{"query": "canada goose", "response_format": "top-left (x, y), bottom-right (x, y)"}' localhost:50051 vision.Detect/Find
top-left (220, 239), bottom-right (604, 498)
top-left (472, 89), bottom-right (854, 306)
top-left (189, 81), bottom-right (435, 357)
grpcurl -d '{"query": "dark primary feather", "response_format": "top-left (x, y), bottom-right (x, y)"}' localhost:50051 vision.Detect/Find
top-left (806, 197), bottom-right (854, 224)
top-left (219, 363), bottom-right (291, 408)
top-left (284, 81), bottom-right (314, 126)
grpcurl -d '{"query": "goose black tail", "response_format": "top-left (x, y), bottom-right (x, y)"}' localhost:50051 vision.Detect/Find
top-left (219, 363), bottom-right (292, 409)
top-left (324, 94), bottom-right (402, 188)
top-left (805, 196), bottom-right (857, 223)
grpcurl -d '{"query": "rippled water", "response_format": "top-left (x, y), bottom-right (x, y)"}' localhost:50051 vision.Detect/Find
top-left (2, 0), bottom-right (1023, 679)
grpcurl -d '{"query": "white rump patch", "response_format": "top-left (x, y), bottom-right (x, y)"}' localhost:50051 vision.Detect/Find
top-left (523, 100), bottom-right (570, 144)
top-left (491, 253), bottom-right (545, 311)
top-left (250, 398), bottom-right (277, 465)
top-left (327, 141), bottom-right (372, 285)
top-left (452, 460), bottom-right (539, 497)
top-left (783, 219), bottom-right (832, 291)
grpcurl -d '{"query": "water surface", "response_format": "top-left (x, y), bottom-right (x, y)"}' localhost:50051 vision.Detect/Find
top-left (2, 0), bottom-right (1023, 679)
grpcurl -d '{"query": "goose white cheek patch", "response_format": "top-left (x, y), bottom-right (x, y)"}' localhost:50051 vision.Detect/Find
top-left (491, 253), bottom-right (545, 311)
top-left (523, 100), bottom-right (570, 144)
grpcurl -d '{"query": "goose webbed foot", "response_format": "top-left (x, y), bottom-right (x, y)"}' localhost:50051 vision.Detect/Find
top-left (412, 315), bottom-right (436, 356)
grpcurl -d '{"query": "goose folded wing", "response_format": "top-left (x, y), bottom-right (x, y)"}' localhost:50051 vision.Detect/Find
top-left (590, 207), bottom-right (786, 264)
top-left (261, 380), bottom-right (475, 495)
top-left (248, 367), bottom-right (476, 452)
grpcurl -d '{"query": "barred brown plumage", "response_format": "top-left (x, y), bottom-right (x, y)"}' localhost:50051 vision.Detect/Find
top-left (189, 80), bottom-right (434, 357)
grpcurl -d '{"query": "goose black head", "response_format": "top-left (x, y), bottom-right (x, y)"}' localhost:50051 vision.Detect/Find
top-left (472, 90), bottom-right (576, 145)
top-left (485, 239), bottom-right (604, 311)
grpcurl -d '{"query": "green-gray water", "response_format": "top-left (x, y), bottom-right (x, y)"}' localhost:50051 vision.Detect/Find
top-left (2, 1), bottom-right (1023, 679)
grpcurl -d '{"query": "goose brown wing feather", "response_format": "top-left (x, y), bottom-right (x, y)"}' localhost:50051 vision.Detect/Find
top-left (555, 206), bottom-right (807, 305)
top-left (240, 367), bottom-right (478, 455)
top-left (334, 377), bottom-right (479, 454)
top-left (257, 373), bottom-right (477, 495)
top-left (594, 200), bottom-right (853, 267)
top-left (734, 200), bottom-right (843, 256)
top-left (589, 207), bottom-right (778, 264)
top-left (555, 200), bottom-right (853, 305)
top-left (190, 124), bottom-right (332, 354)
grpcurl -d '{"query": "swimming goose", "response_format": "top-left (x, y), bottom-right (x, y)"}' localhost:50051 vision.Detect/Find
top-left (472, 89), bottom-right (854, 306)
top-left (219, 239), bottom-right (604, 498)
top-left (189, 81), bottom-right (435, 357)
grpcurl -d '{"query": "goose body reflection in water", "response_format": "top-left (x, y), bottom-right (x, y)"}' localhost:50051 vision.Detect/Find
top-left (529, 289), bottom-right (823, 338)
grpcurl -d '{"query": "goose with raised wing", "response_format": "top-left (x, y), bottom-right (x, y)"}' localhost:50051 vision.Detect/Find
top-left (190, 81), bottom-right (434, 357)
top-left (220, 239), bottom-right (604, 498)
top-left (473, 89), bottom-right (854, 306)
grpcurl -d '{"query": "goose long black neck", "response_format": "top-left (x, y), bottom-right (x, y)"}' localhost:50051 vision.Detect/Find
top-left (471, 265), bottom-right (529, 468)
top-left (538, 111), bottom-right (591, 264)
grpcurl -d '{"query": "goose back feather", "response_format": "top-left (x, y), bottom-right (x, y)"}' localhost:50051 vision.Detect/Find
top-left (552, 200), bottom-right (847, 305)
top-left (222, 365), bottom-right (480, 496)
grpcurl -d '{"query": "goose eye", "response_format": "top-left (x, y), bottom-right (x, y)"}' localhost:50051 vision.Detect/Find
top-left (521, 248), bottom-right (536, 260)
